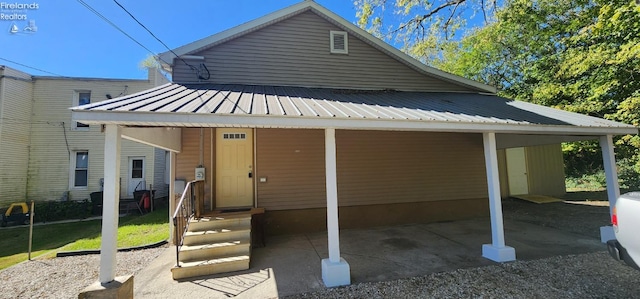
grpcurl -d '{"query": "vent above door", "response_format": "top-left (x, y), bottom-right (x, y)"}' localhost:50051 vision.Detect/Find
top-left (330, 30), bottom-right (348, 54)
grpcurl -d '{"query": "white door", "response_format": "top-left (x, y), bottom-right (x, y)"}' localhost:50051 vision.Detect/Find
top-left (506, 147), bottom-right (529, 195)
top-left (216, 129), bottom-right (253, 208)
top-left (127, 157), bottom-right (146, 196)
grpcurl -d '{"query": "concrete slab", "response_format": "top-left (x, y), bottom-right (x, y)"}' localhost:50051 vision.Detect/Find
top-left (133, 216), bottom-right (606, 298)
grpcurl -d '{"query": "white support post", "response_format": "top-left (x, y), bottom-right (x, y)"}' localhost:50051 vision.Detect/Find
top-left (599, 134), bottom-right (620, 243)
top-left (99, 124), bottom-right (122, 284)
top-left (168, 151), bottom-right (176, 244)
top-left (481, 132), bottom-right (516, 262)
top-left (321, 128), bottom-right (350, 287)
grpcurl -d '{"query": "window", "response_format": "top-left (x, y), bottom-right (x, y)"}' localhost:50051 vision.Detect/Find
top-left (223, 133), bottom-right (247, 140)
top-left (72, 151), bottom-right (89, 188)
top-left (74, 91), bottom-right (91, 129)
top-left (330, 31), bottom-right (348, 54)
top-left (131, 159), bottom-right (144, 178)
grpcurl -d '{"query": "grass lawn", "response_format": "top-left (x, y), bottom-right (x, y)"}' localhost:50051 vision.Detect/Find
top-left (0, 207), bottom-right (169, 270)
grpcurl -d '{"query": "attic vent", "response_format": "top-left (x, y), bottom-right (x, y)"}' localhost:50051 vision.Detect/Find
top-left (330, 31), bottom-right (348, 54)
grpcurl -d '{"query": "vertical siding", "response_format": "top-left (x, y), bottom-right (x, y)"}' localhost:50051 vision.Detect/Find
top-left (175, 128), bottom-right (214, 209)
top-left (153, 148), bottom-right (168, 198)
top-left (526, 144), bottom-right (566, 196)
top-left (496, 149), bottom-right (511, 198)
top-left (0, 68), bottom-right (33, 204)
top-left (173, 11), bottom-right (470, 92)
top-left (255, 129), bottom-right (488, 210)
top-left (26, 74), bottom-right (164, 202)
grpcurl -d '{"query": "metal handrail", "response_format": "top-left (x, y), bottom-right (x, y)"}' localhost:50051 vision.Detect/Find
top-left (172, 180), bottom-right (200, 267)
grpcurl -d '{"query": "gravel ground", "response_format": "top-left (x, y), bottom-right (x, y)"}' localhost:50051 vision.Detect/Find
top-left (0, 246), bottom-right (166, 299)
top-left (0, 198), bottom-right (637, 299)
top-left (287, 252), bottom-right (640, 299)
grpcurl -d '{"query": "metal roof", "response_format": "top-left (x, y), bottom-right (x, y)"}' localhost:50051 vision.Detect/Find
top-left (71, 83), bottom-right (638, 136)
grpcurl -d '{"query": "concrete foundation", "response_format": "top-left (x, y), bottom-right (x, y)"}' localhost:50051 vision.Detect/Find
top-left (321, 258), bottom-right (351, 287)
top-left (78, 275), bottom-right (133, 299)
top-left (482, 244), bottom-right (516, 262)
top-left (264, 198), bottom-right (489, 235)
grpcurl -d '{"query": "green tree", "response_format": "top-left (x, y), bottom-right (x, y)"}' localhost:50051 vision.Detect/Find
top-left (357, 0), bottom-right (640, 188)
top-left (355, 0), bottom-right (499, 62)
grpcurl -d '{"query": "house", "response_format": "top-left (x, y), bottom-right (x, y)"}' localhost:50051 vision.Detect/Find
top-left (0, 66), bottom-right (169, 206)
top-left (71, 1), bottom-right (637, 290)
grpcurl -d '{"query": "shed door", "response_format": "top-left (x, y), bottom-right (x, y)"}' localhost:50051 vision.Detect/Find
top-left (216, 129), bottom-right (253, 208)
top-left (506, 147), bottom-right (529, 195)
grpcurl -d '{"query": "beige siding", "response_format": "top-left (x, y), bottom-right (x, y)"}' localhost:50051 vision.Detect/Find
top-left (26, 74), bottom-right (164, 201)
top-left (526, 144), bottom-right (566, 196)
top-left (0, 68), bottom-right (33, 204)
top-left (256, 129), bottom-right (326, 210)
top-left (173, 11), bottom-right (470, 92)
top-left (175, 128), bottom-right (214, 208)
top-left (255, 129), bottom-right (488, 210)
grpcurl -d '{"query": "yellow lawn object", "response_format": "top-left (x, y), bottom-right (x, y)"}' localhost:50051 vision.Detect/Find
top-left (1, 202), bottom-right (30, 226)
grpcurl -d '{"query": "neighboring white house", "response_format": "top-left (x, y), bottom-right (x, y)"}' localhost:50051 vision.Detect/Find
top-left (0, 65), bottom-right (169, 205)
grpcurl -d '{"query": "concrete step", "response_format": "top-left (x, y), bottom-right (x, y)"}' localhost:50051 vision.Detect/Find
top-left (179, 240), bottom-right (250, 262)
top-left (188, 215), bottom-right (251, 232)
top-left (184, 227), bottom-right (251, 246)
top-left (171, 255), bottom-right (250, 280)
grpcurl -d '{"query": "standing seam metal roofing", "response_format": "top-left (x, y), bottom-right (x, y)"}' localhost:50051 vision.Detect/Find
top-left (73, 83), bottom-right (636, 130)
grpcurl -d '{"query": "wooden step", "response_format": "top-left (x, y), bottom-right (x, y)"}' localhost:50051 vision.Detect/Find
top-left (188, 215), bottom-right (251, 232)
top-left (171, 255), bottom-right (250, 280)
top-left (184, 227), bottom-right (251, 246)
top-left (179, 240), bottom-right (250, 262)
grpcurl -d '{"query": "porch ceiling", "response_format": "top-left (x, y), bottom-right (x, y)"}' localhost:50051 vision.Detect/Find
top-left (71, 83), bottom-right (638, 137)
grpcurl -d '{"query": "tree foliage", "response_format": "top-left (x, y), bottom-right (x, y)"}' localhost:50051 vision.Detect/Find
top-left (355, 0), bottom-right (499, 62)
top-left (356, 0), bottom-right (640, 187)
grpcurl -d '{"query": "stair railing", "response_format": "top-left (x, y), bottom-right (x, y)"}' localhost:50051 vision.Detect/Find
top-left (172, 180), bottom-right (203, 267)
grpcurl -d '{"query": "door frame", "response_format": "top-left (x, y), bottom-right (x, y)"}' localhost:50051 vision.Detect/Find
top-left (505, 147), bottom-right (529, 195)
top-left (215, 128), bottom-right (255, 209)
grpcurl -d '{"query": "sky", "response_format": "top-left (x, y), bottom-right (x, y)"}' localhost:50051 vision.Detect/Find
top-left (0, 1), bottom-right (360, 79)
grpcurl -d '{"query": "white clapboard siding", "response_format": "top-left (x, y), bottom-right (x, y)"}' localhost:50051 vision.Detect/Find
top-left (24, 69), bottom-right (168, 202)
top-left (0, 67), bottom-right (34, 203)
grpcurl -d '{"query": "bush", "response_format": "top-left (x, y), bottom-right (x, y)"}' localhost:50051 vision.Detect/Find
top-left (565, 170), bottom-right (607, 191)
top-left (33, 199), bottom-right (92, 223)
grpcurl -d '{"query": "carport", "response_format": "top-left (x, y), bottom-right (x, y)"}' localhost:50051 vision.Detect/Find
top-left (131, 200), bottom-right (609, 297)
top-left (72, 84), bottom-right (637, 288)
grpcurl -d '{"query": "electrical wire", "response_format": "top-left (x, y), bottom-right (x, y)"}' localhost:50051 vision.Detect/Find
top-left (75, 0), bottom-right (162, 62)
top-left (0, 57), bottom-right (64, 77)
top-left (111, 0), bottom-right (210, 79)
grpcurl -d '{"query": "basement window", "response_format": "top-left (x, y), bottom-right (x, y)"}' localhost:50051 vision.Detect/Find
top-left (330, 31), bottom-right (348, 54)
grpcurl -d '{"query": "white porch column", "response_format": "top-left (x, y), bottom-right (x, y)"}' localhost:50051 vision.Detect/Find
top-left (321, 128), bottom-right (350, 287)
top-left (599, 134), bottom-right (620, 243)
top-left (481, 132), bottom-right (516, 262)
top-left (99, 124), bottom-right (122, 283)
top-left (168, 151), bottom-right (176, 244)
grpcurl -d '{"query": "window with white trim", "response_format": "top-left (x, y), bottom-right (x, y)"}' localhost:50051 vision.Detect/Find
top-left (74, 91), bottom-right (91, 129)
top-left (330, 31), bottom-right (348, 54)
top-left (71, 151), bottom-right (89, 188)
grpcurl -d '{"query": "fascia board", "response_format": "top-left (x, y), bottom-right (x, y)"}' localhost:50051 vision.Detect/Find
top-left (72, 110), bottom-right (639, 136)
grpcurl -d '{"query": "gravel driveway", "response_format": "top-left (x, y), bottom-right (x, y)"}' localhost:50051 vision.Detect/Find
top-left (1, 198), bottom-right (639, 299)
